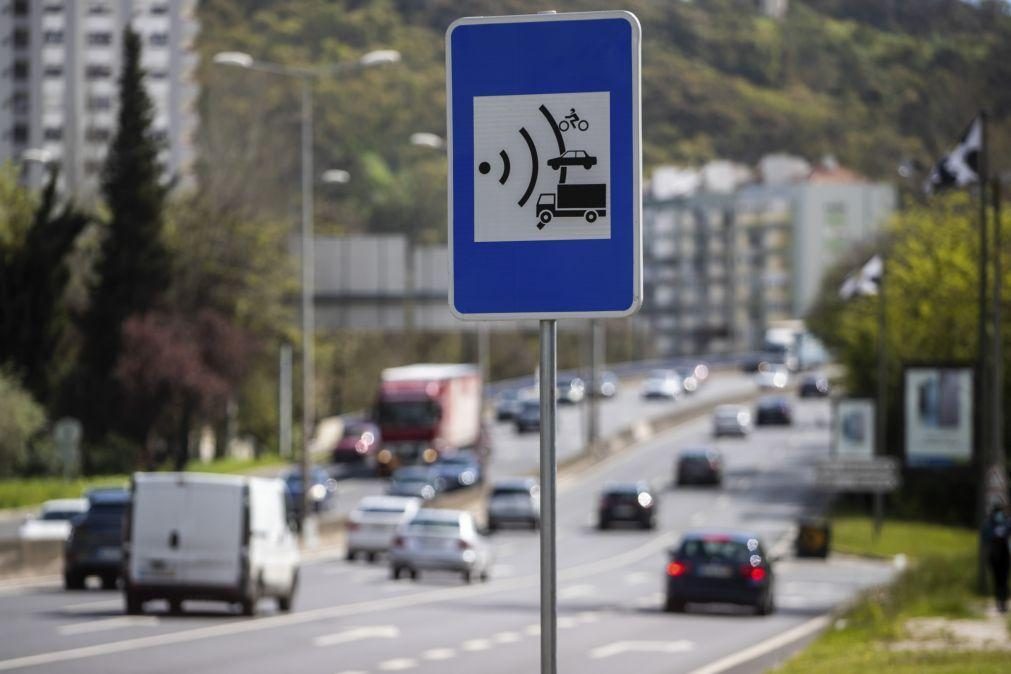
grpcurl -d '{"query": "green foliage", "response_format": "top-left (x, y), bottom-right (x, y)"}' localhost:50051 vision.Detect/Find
top-left (0, 372), bottom-right (47, 478)
top-left (775, 517), bottom-right (1004, 673)
top-left (72, 27), bottom-right (172, 449)
top-left (197, 0), bottom-right (1011, 244)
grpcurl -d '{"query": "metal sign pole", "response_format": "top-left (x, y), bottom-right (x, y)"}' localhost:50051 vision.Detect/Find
top-left (539, 319), bottom-right (557, 674)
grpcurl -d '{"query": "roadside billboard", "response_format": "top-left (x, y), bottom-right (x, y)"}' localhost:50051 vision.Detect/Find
top-left (904, 366), bottom-right (974, 467)
top-left (833, 399), bottom-right (874, 459)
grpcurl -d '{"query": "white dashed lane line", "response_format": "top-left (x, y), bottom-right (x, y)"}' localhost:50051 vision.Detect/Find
top-left (58, 617), bottom-right (160, 636)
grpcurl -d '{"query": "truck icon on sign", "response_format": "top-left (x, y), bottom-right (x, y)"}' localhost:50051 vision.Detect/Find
top-left (536, 184), bottom-right (607, 228)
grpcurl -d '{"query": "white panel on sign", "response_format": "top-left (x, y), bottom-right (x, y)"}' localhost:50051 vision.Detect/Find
top-left (473, 92), bottom-right (611, 242)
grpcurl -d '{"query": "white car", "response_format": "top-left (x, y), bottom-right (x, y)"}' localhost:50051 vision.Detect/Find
top-left (713, 405), bottom-right (752, 437)
top-left (346, 496), bottom-right (421, 562)
top-left (389, 509), bottom-right (493, 583)
top-left (641, 369), bottom-right (683, 400)
top-left (486, 478), bottom-right (540, 531)
top-left (18, 499), bottom-right (88, 541)
top-left (755, 366), bottom-right (789, 390)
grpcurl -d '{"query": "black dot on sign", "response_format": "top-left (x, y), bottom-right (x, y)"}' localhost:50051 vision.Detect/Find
top-left (478, 162), bottom-right (491, 175)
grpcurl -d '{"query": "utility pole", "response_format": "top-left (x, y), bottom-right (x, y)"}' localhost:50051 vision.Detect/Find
top-left (279, 343), bottom-right (293, 458)
top-left (991, 177), bottom-right (1007, 508)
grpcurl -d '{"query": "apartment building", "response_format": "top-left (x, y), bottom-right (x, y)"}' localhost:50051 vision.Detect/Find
top-left (0, 0), bottom-right (199, 198)
top-left (641, 157), bottom-right (895, 358)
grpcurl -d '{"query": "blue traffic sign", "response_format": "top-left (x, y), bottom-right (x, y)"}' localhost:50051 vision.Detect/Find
top-left (447, 11), bottom-right (642, 319)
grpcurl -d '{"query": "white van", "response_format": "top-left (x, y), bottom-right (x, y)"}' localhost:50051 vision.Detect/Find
top-left (123, 473), bottom-right (299, 616)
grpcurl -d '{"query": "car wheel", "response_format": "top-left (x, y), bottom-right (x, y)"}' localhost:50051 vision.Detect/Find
top-left (345, 549), bottom-right (356, 562)
top-left (530, 519), bottom-right (539, 531)
top-left (664, 597), bottom-right (685, 613)
top-left (240, 594), bottom-right (257, 617)
top-left (366, 552), bottom-right (378, 564)
top-left (101, 574), bottom-right (118, 591)
top-left (487, 519), bottom-right (497, 533)
top-left (644, 518), bottom-right (656, 530)
top-left (756, 593), bottom-right (775, 615)
top-left (168, 598), bottom-right (183, 615)
top-left (480, 568), bottom-right (490, 583)
top-left (584, 210), bottom-right (597, 223)
top-left (410, 569), bottom-right (419, 582)
top-left (124, 591), bottom-right (143, 615)
top-left (598, 519), bottom-right (609, 531)
top-left (63, 571), bottom-right (85, 591)
top-left (462, 570), bottom-right (472, 584)
top-left (391, 565), bottom-right (402, 581)
top-left (278, 571), bottom-right (297, 612)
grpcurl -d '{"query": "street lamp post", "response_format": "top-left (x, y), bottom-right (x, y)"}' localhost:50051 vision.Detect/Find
top-left (214, 48), bottom-right (399, 539)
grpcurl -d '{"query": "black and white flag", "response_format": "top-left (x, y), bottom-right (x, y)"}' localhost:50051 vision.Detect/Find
top-left (924, 115), bottom-right (982, 194)
top-left (839, 255), bottom-right (883, 300)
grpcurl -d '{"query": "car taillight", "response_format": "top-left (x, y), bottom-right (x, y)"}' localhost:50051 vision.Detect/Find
top-left (741, 565), bottom-right (767, 582)
top-left (457, 539), bottom-right (471, 551)
top-left (666, 561), bottom-right (688, 577)
top-left (392, 536), bottom-right (405, 548)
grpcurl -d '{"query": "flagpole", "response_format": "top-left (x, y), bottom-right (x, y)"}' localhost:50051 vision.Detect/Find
top-left (874, 253), bottom-right (887, 539)
top-left (977, 110), bottom-right (991, 514)
top-left (992, 176), bottom-right (1006, 509)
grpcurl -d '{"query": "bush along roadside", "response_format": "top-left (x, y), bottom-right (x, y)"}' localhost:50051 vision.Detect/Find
top-left (775, 517), bottom-right (1011, 673)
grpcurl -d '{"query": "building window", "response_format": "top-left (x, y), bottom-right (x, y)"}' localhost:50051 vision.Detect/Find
top-left (85, 126), bottom-right (111, 142)
top-left (149, 69), bottom-right (169, 80)
top-left (13, 28), bottom-right (29, 48)
top-left (88, 2), bottom-right (110, 14)
top-left (44, 126), bottom-right (63, 141)
top-left (43, 30), bottom-right (64, 44)
top-left (84, 159), bottom-right (104, 175)
top-left (14, 0), bottom-right (30, 16)
top-left (13, 60), bottom-right (29, 78)
top-left (44, 64), bottom-right (63, 77)
top-left (151, 3), bottom-right (169, 14)
top-left (149, 32), bottom-right (170, 47)
top-left (13, 124), bottom-right (28, 143)
top-left (44, 3), bottom-right (63, 13)
top-left (151, 129), bottom-right (169, 143)
top-left (86, 64), bottom-right (112, 79)
top-left (88, 96), bottom-right (112, 111)
top-left (12, 92), bottom-right (29, 113)
top-left (87, 32), bottom-right (113, 46)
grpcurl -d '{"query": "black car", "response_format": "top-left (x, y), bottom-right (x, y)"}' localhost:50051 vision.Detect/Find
top-left (755, 396), bottom-right (793, 425)
top-left (514, 399), bottom-right (541, 434)
top-left (64, 488), bottom-right (130, 590)
top-left (675, 448), bottom-right (722, 486)
top-left (284, 467), bottom-right (338, 520)
top-left (597, 482), bottom-right (657, 530)
top-left (430, 452), bottom-right (483, 491)
top-left (664, 531), bottom-right (775, 615)
top-left (798, 375), bottom-right (830, 398)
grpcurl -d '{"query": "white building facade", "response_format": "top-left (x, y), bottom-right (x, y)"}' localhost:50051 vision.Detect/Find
top-left (1, 0), bottom-right (198, 197)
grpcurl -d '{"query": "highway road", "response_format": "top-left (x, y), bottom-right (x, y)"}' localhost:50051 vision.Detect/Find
top-left (0, 396), bottom-right (894, 674)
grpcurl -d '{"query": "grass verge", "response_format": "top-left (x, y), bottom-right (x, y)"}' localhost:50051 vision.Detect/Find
top-left (775, 516), bottom-right (1009, 673)
top-left (0, 454), bottom-right (288, 510)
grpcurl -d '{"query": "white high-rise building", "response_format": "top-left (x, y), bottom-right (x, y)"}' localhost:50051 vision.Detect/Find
top-left (0, 0), bottom-right (199, 198)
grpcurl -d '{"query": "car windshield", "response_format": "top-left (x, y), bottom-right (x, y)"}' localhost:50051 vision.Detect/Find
top-left (41, 510), bottom-right (80, 521)
top-left (376, 400), bottom-right (441, 428)
top-left (437, 457), bottom-right (469, 465)
top-left (86, 503), bottom-right (126, 527)
top-left (394, 478), bottom-right (429, 486)
top-left (361, 506), bottom-right (408, 514)
top-left (679, 539), bottom-right (752, 563)
top-left (492, 486), bottom-right (530, 497)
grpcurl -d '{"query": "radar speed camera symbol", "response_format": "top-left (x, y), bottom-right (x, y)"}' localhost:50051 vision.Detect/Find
top-left (473, 92), bottom-right (610, 242)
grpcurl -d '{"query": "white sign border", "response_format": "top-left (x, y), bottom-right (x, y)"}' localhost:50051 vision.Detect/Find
top-left (445, 10), bottom-right (643, 321)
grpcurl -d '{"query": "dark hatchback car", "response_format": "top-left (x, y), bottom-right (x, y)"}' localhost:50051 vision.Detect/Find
top-left (675, 449), bottom-right (723, 486)
top-left (514, 399), bottom-right (541, 434)
top-left (755, 396), bottom-right (793, 426)
top-left (798, 375), bottom-right (831, 398)
top-left (430, 452), bottom-right (483, 491)
top-left (597, 482), bottom-right (657, 530)
top-left (64, 488), bottom-right (130, 590)
top-left (387, 466), bottom-right (439, 501)
top-left (284, 467), bottom-right (338, 521)
top-left (664, 531), bottom-right (775, 615)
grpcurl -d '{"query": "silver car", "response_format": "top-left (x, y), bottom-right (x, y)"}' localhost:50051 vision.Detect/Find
top-left (346, 496), bottom-right (421, 562)
top-left (713, 404), bottom-right (752, 437)
top-left (389, 509), bottom-right (492, 583)
top-left (486, 477), bottom-right (540, 531)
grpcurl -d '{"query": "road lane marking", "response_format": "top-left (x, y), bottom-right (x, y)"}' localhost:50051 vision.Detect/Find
top-left (623, 571), bottom-right (651, 585)
top-left (61, 599), bottom-right (123, 614)
top-left (557, 616), bottom-right (579, 629)
top-left (591, 640), bottom-right (694, 659)
top-left (461, 638), bottom-right (492, 651)
top-left (576, 611), bottom-right (600, 624)
top-left (58, 617), bottom-right (159, 636)
top-left (334, 670), bottom-right (368, 674)
top-left (685, 615), bottom-right (831, 674)
top-left (559, 584), bottom-right (595, 599)
top-left (0, 525), bottom-right (678, 671)
top-left (524, 624), bottom-right (540, 636)
top-left (492, 631), bottom-right (521, 644)
top-left (314, 625), bottom-right (399, 647)
top-left (377, 658), bottom-right (416, 671)
top-left (420, 648), bottom-right (455, 660)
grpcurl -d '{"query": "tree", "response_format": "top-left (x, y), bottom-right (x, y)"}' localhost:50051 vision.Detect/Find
top-left (0, 370), bottom-right (46, 478)
top-left (72, 26), bottom-right (171, 446)
top-left (0, 168), bottom-right (92, 407)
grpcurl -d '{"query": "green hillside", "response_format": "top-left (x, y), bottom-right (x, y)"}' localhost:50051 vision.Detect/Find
top-left (196, 0), bottom-right (1011, 240)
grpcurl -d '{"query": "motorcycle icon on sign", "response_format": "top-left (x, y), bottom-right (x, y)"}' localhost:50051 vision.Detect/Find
top-left (557, 108), bottom-right (589, 132)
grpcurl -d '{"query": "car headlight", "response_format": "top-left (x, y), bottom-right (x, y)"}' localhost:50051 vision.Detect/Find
top-left (422, 448), bottom-right (438, 463)
top-left (309, 484), bottom-right (327, 502)
top-left (460, 471), bottom-right (476, 485)
top-left (637, 493), bottom-right (653, 508)
top-left (377, 449), bottom-right (392, 464)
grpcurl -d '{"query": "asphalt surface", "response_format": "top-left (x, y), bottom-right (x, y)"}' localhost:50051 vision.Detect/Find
top-left (0, 396), bottom-right (895, 674)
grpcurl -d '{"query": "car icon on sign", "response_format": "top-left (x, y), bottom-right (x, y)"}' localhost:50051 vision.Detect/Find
top-left (547, 150), bottom-right (597, 170)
